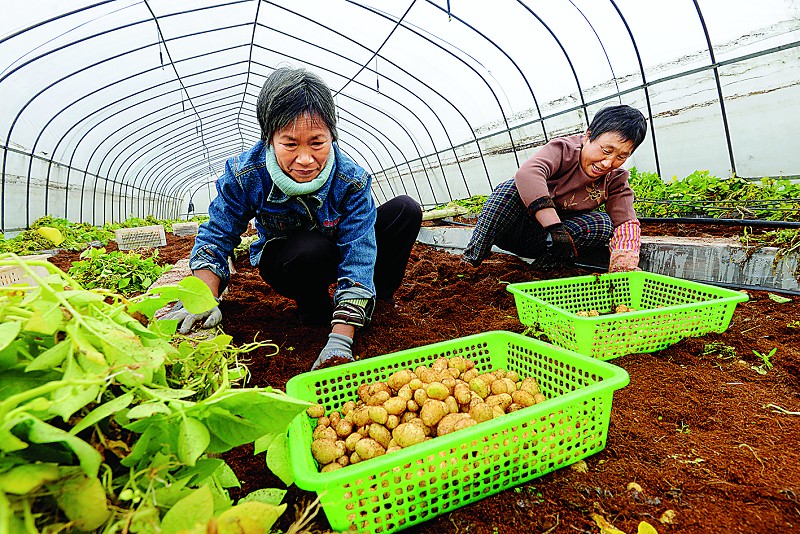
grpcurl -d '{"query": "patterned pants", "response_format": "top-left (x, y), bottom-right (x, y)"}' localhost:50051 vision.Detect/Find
top-left (491, 180), bottom-right (614, 258)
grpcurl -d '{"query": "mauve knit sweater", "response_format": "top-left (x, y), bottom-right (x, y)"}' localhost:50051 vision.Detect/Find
top-left (513, 134), bottom-right (637, 226)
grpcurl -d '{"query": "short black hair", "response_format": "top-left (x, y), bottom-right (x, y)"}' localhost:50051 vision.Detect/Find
top-left (588, 105), bottom-right (647, 150)
top-left (256, 67), bottom-right (338, 144)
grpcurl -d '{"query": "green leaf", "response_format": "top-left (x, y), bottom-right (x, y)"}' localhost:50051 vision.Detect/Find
top-left (51, 472), bottom-right (111, 531)
top-left (238, 487), bottom-right (286, 506)
top-left (25, 339), bottom-right (70, 372)
top-left (50, 355), bottom-right (101, 421)
top-left (0, 322), bottom-right (21, 352)
top-left (253, 432), bottom-right (278, 455)
top-left (24, 300), bottom-right (63, 335)
top-left (117, 277), bottom-right (130, 289)
top-left (24, 417), bottom-right (102, 477)
top-left (177, 417), bottom-right (211, 467)
top-left (0, 463), bottom-right (60, 494)
top-left (127, 402), bottom-right (171, 419)
top-left (160, 484), bottom-right (215, 534)
top-left (62, 290), bottom-right (105, 306)
top-left (266, 432), bottom-right (293, 486)
top-left (214, 462), bottom-right (241, 489)
top-left (216, 501), bottom-right (286, 534)
top-left (768, 293), bottom-right (792, 304)
top-left (70, 392), bottom-right (134, 435)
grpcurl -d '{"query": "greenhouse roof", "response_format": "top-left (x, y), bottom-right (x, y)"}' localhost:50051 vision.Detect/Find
top-left (1, 0), bottom-right (798, 231)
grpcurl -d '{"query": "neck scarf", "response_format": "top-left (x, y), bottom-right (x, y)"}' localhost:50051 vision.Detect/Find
top-left (266, 144), bottom-right (334, 196)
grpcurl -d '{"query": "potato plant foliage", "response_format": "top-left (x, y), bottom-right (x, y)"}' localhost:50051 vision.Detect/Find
top-left (0, 253), bottom-right (309, 533)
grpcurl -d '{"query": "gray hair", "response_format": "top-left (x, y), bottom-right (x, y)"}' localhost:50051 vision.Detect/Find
top-left (257, 67), bottom-right (338, 144)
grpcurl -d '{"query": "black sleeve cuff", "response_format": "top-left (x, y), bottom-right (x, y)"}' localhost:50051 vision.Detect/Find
top-left (526, 196), bottom-right (556, 217)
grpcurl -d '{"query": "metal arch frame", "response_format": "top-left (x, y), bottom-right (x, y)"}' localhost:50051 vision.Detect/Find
top-left (0, 0), bottom-right (793, 232)
top-left (235, 0), bottom-right (263, 152)
top-left (608, 0), bottom-right (662, 178)
top-left (424, 1), bottom-right (550, 150)
top-left (691, 0), bottom-right (736, 176)
top-left (515, 1), bottom-right (590, 130)
top-left (37, 48), bottom-right (251, 225)
top-left (347, 0), bottom-right (509, 190)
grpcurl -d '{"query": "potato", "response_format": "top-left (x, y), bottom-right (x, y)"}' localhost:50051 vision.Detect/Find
top-left (386, 445), bottom-right (402, 454)
top-left (512, 390), bottom-right (536, 408)
top-left (357, 425), bottom-right (370, 437)
top-left (369, 406), bottom-right (389, 425)
top-left (588, 309), bottom-right (600, 317)
top-left (384, 396), bottom-right (407, 416)
top-left (345, 432), bottom-right (362, 452)
top-left (392, 422), bottom-right (426, 448)
top-left (408, 378), bottom-right (424, 391)
top-left (426, 382), bottom-right (449, 401)
top-left (446, 367), bottom-right (461, 379)
top-left (369, 424), bottom-right (392, 449)
top-left (387, 369), bottom-right (414, 391)
top-left (444, 395), bottom-right (459, 415)
top-left (341, 400), bottom-right (356, 416)
top-left (406, 399), bottom-right (420, 413)
top-left (519, 377), bottom-right (541, 396)
top-left (448, 356), bottom-right (468, 373)
top-left (420, 400), bottom-right (446, 427)
top-left (317, 416), bottom-right (330, 428)
top-left (413, 388), bottom-right (428, 406)
top-left (453, 417), bottom-right (477, 432)
top-left (491, 378), bottom-right (511, 395)
top-left (469, 378), bottom-right (490, 399)
top-left (437, 413), bottom-right (470, 436)
top-left (386, 414), bottom-right (400, 430)
top-left (469, 402), bottom-right (493, 423)
top-left (454, 383), bottom-right (471, 405)
top-left (328, 412), bottom-right (341, 427)
top-left (533, 393), bottom-right (547, 404)
top-left (506, 371), bottom-right (520, 383)
top-left (311, 438), bottom-right (345, 465)
top-left (352, 406), bottom-right (371, 427)
top-left (432, 357), bottom-right (448, 373)
top-left (354, 438), bottom-right (386, 460)
top-left (486, 393), bottom-right (512, 411)
top-left (313, 425), bottom-right (337, 442)
top-left (491, 405), bottom-right (506, 418)
top-left (357, 383), bottom-right (372, 403)
top-left (461, 369), bottom-right (478, 382)
top-left (321, 463), bottom-right (342, 472)
top-left (350, 451), bottom-right (362, 464)
top-left (417, 368), bottom-right (439, 384)
top-left (307, 404), bottom-right (325, 418)
top-left (397, 384), bottom-right (413, 401)
top-left (337, 455), bottom-right (350, 467)
top-left (507, 403), bottom-right (524, 413)
top-left (335, 419), bottom-right (354, 438)
top-left (615, 304), bottom-right (629, 313)
top-left (576, 310), bottom-right (589, 317)
top-left (367, 391), bottom-right (391, 406)
top-left (401, 411), bottom-right (418, 423)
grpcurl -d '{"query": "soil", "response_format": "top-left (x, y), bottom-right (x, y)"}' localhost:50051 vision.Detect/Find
top-left (48, 223), bottom-right (800, 534)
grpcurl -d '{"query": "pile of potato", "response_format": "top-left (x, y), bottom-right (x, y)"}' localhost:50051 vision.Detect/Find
top-left (306, 356), bottom-right (547, 472)
top-left (576, 304), bottom-right (637, 316)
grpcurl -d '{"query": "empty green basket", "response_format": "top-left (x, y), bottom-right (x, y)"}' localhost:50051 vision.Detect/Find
top-left (286, 330), bottom-right (629, 534)
top-left (507, 271), bottom-right (749, 361)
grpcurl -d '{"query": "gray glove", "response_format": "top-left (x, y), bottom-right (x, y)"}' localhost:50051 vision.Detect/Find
top-left (311, 333), bottom-right (354, 371)
top-left (162, 298), bottom-right (222, 334)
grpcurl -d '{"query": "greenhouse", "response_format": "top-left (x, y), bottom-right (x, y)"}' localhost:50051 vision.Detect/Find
top-left (0, 1), bottom-right (799, 533)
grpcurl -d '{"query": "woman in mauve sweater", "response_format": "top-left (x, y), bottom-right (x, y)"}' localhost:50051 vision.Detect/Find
top-left (462, 104), bottom-right (647, 272)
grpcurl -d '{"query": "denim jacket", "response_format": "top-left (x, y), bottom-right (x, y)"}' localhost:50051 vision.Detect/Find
top-left (189, 141), bottom-right (377, 304)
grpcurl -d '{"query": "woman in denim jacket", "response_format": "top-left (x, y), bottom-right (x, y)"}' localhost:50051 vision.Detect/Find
top-left (166, 67), bottom-right (422, 370)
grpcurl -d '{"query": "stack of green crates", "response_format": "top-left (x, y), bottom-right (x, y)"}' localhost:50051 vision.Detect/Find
top-left (286, 331), bottom-right (629, 534)
top-left (507, 271), bottom-right (749, 361)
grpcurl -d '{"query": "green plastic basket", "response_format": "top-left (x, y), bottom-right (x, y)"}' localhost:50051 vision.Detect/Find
top-left (286, 331), bottom-right (629, 534)
top-left (507, 271), bottom-right (749, 361)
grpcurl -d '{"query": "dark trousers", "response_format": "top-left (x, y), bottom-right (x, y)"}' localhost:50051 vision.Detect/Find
top-left (258, 195), bottom-right (422, 323)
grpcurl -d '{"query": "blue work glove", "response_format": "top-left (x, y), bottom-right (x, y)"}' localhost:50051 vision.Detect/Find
top-left (311, 333), bottom-right (354, 371)
top-left (162, 298), bottom-right (222, 334)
